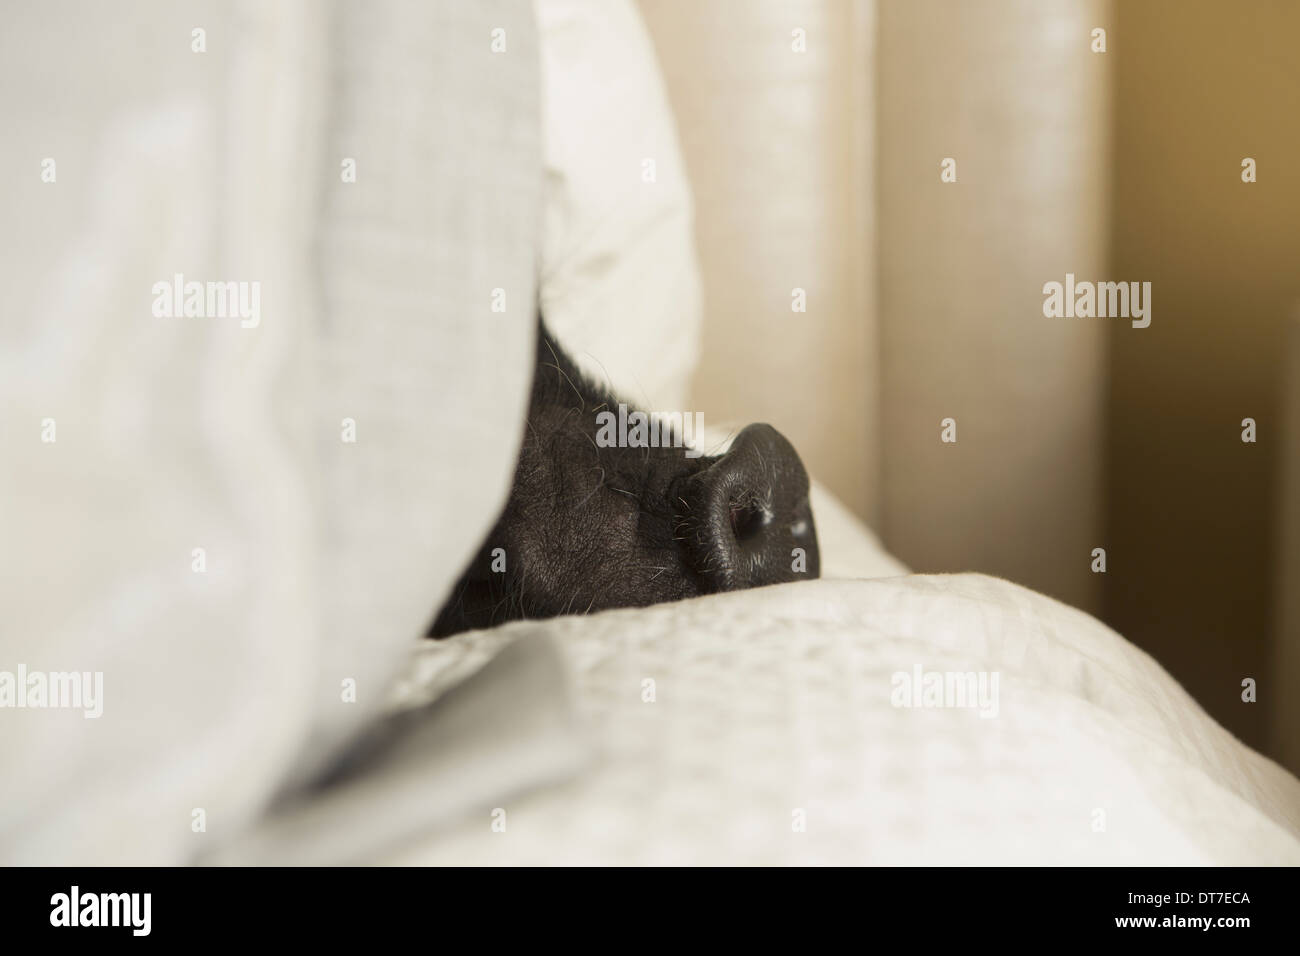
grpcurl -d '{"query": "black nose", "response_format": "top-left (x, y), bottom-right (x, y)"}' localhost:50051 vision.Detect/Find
top-left (674, 423), bottom-right (820, 592)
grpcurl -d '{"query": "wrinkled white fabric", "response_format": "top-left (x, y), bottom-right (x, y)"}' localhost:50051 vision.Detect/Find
top-left (386, 574), bottom-right (1300, 865)
top-left (0, 0), bottom-right (540, 864)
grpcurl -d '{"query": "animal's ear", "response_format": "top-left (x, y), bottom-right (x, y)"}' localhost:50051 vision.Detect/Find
top-left (672, 423), bottom-right (819, 592)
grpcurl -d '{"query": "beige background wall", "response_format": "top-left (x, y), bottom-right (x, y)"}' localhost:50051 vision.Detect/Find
top-left (643, 0), bottom-right (1113, 614)
top-left (877, 0), bottom-right (1112, 615)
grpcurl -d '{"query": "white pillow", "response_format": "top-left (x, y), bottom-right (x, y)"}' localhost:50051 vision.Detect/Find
top-left (534, 0), bottom-right (702, 411)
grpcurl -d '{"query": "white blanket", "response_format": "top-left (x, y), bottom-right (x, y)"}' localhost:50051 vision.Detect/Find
top-left (375, 573), bottom-right (1300, 865)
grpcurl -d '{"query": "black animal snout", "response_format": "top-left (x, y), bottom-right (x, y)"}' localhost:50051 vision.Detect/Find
top-left (430, 322), bottom-right (826, 638)
top-left (675, 423), bottom-right (820, 592)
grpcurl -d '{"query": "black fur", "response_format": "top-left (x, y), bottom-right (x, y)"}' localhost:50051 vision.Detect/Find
top-left (429, 317), bottom-right (819, 637)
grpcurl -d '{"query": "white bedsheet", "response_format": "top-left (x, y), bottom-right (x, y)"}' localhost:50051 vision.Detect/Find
top-left (373, 573), bottom-right (1300, 865)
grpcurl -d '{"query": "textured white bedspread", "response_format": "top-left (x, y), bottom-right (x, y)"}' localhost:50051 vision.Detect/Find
top-left (378, 573), bottom-right (1300, 865)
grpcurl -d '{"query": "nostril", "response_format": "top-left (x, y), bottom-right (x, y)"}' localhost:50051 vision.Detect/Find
top-left (729, 501), bottom-right (772, 543)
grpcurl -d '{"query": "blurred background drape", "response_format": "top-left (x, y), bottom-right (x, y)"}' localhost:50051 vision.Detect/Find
top-left (637, 0), bottom-right (1299, 771)
top-left (1105, 0), bottom-right (1300, 769)
top-left (1281, 316), bottom-right (1300, 773)
top-left (638, 0), bottom-right (880, 530)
